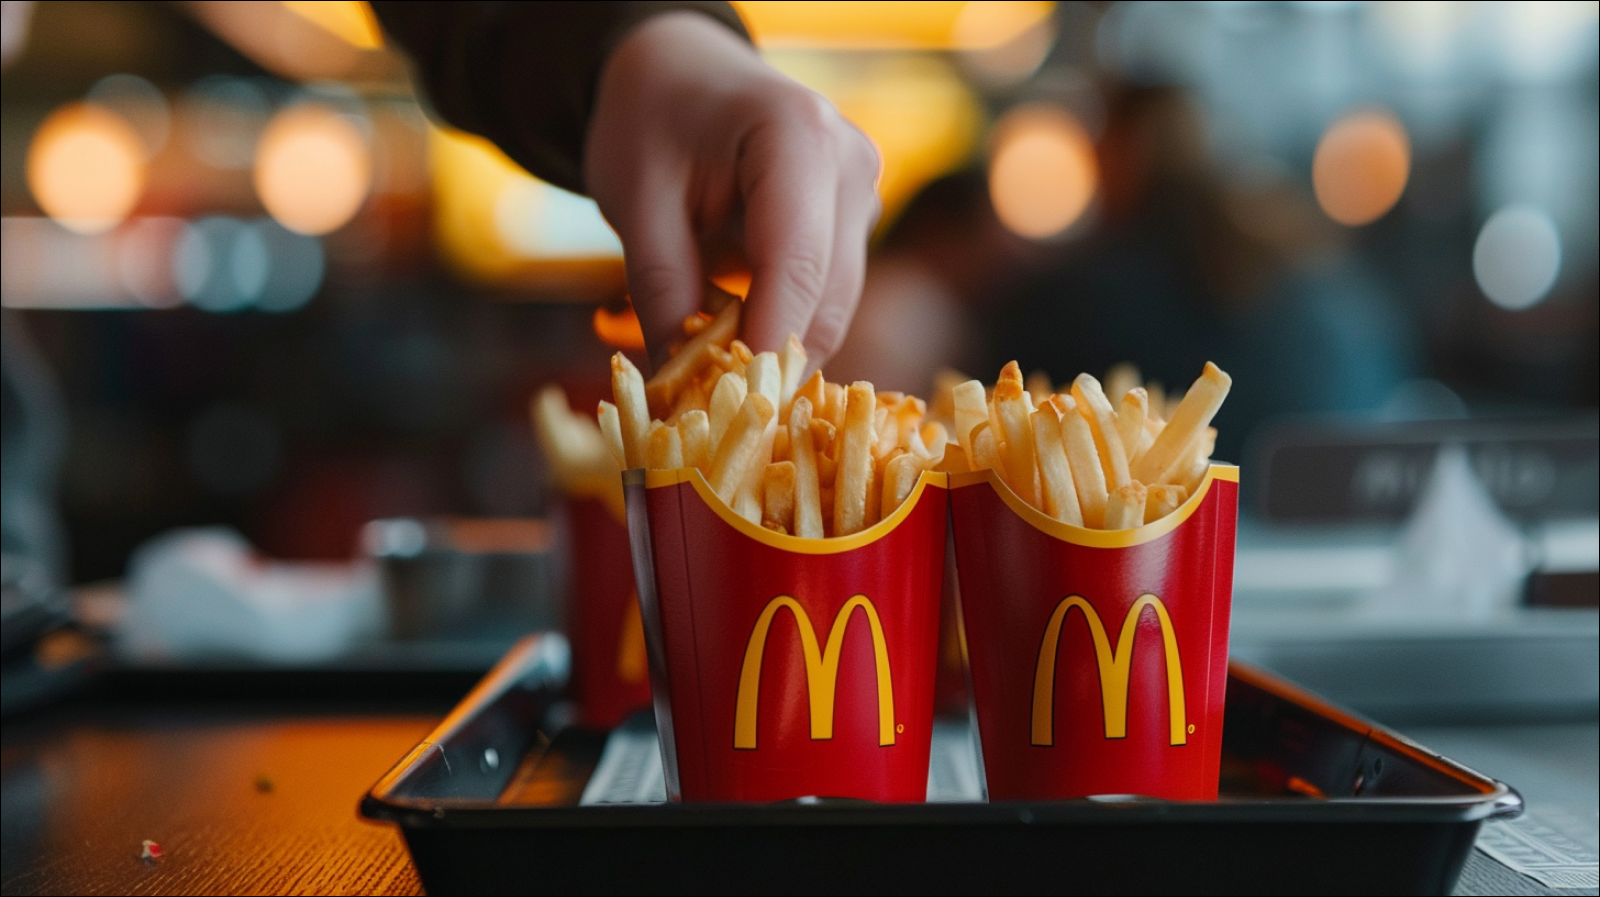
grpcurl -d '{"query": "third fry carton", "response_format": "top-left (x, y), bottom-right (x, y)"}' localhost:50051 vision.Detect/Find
top-left (950, 463), bottom-right (1238, 801)
top-left (626, 467), bottom-right (947, 802)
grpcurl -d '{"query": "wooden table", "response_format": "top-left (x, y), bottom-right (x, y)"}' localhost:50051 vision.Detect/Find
top-left (0, 669), bottom-right (477, 896)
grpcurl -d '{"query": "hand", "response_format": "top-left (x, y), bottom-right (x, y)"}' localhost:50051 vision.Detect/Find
top-left (585, 12), bottom-right (881, 369)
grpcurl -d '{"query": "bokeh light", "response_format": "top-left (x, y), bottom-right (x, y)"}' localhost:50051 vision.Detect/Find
top-left (592, 306), bottom-right (647, 350)
top-left (86, 74), bottom-right (171, 160)
top-left (1473, 205), bottom-right (1562, 310)
top-left (26, 102), bottom-right (147, 234)
top-left (1312, 110), bottom-right (1411, 226)
top-left (254, 103), bottom-right (372, 236)
top-left (733, 1), bottom-right (1053, 49)
top-left (988, 103), bottom-right (1098, 240)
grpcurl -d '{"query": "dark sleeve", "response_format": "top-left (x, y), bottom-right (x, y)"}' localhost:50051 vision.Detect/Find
top-left (370, 1), bottom-right (750, 195)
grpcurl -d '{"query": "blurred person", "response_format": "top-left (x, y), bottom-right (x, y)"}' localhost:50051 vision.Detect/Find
top-left (827, 169), bottom-right (1044, 395)
top-left (372, 2), bottom-right (882, 369)
top-left (991, 86), bottom-right (1420, 460)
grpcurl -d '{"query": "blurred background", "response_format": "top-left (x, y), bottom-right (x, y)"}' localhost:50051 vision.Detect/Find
top-left (1, 1), bottom-right (1595, 680)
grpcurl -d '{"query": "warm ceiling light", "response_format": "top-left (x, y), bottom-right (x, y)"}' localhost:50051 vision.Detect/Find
top-left (733, 1), bottom-right (1053, 49)
top-left (1312, 110), bottom-right (1411, 226)
top-left (253, 103), bottom-right (371, 236)
top-left (26, 102), bottom-right (147, 234)
top-left (988, 103), bottom-right (1097, 240)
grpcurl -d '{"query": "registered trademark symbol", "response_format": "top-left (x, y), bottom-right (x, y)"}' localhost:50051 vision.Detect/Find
top-left (1187, 724), bottom-right (1195, 734)
top-left (896, 723), bottom-right (904, 733)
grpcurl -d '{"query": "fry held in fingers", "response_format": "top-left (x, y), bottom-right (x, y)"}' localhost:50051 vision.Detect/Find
top-left (602, 316), bottom-right (946, 539)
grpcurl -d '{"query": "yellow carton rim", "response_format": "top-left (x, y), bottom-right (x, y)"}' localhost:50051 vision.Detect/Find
top-left (626, 467), bottom-right (948, 555)
top-left (948, 464), bottom-right (1238, 548)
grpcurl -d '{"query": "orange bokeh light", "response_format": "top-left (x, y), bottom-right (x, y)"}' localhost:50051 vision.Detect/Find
top-left (1312, 110), bottom-right (1410, 227)
top-left (26, 102), bottom-right (147, 234)
top-left (593, 305), bottom-right (647, 350)
top-left (988, 103), bottom-right (1098, 240)
top-left (254, 103), bottom-right (371, 236)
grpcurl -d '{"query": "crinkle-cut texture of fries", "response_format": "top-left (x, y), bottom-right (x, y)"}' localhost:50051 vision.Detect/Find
top-left (600, 301), bottom-right (951, 538)
top-left (939, 360), bottom-right (1231, 531)
top-left (531, 384), bottom-right (626, 518)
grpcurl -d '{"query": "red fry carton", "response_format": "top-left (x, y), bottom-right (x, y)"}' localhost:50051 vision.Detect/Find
top-left (625, 467), bottom-right (948, 802)
top-left (949, 464), bottom-right (1239, 801)
top-left (565, 490), bottom-right (652, 729)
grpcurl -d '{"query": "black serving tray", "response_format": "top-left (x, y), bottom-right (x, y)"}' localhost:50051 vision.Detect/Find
top-left (361, 634), bottom-right (1521, 895)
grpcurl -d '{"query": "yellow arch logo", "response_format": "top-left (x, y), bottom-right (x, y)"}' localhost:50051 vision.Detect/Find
top-left (734, 595), bottom-right (896, 750)
top-left (1031, 594), bottom-right (1187, 747)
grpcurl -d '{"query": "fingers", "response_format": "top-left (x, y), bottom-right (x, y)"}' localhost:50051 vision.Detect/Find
top-left (739, 112), bottom-right (838, 356)
top-left (742, 104), bottom-right (880, 365)
top-left (803, 172), bottom-right (876, 362)
top-left (614, 177), bottom-right (703, 371)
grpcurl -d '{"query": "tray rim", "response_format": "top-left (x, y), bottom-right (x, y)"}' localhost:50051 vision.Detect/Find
top-left (360, 634), bottom-right (1524, 829)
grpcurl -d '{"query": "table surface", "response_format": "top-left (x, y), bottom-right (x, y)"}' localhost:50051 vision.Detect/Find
top-left (3, 681), bottom-right (1594, 896)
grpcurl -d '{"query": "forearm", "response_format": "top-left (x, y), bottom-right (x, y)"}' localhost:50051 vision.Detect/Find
top-left (371, 0), bottom-right (749, 194)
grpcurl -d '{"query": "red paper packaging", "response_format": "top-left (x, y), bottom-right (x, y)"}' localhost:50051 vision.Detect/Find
top-left (949, 464), bottom-right (1239, 801)
top-left (625, 467), bottom-right (948, 802)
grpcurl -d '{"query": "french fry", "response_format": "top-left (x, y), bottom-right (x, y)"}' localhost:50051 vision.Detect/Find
top-left (1104, 480), bottom-right (1148, 530)
top-left (532, 386), bottom-right (609, 480)
top-left (1104, 363), bottom-right (1140, 409)
top-left (918, 421), bottom-right (949, 461)
top-left (1031, 405), bottom-right (1083, 526)
top-left (1144, 484), bottom-right (1186, 523)
top-left (644, 298), bottom-right (739, 414)
top-left (994, 362), bottom-right (1040, 506)
top-left (708, 371), bottom-right (748, 447)
top-left (679, 409), bottom-right (711, 469)
top-left (930, 368), bottom-right (968, 424)
top-left (779, 334), bottom-right (807, 414)
top-left (833, 382), bottom-right (876, 537)
top-left (762, 461), bottom-right (796, 534)
top-left (1146, 381), bottom-right (1167, 423)
top-left (863, 454), bottom-right (882, 528)
top-left (734, 488), bottom-right (762, 524)
top-left (882, 451), bottom-right (923, 518)
top-left (708, 393), bottom-right (775, 505)
top-left (789, 398), bottom-right (824, 539)
top-left (746, 351), bottom-right (782, 409)
top-left (812, 419), bottom-right (838, 488)
top-left (1056, 394), bottom-right (1108, 528)
top-left (796, 370), bottom-right (826, 421)
top-left (1025, 370), bottom-right (1053, 405)
top-left (971, 421), bottom-right (1005, 479)
top-left (1116, 387), bottom-right (1148, 468)
top-left (933, 444), bottom-right (970, 473)
top-left (952, 379), bottom-right (989, 462)
top-left (1071, 373), bottom-right (1131, 491)
top-left (645, 421), bottom-right (684, 470)
top-left (597, 400), bottom-right (625, 468)
top-left (823, 382), bottom-right (848, 429)
top-left (611, 354), bottom-right (650, 469)
top-left (1132, 362), bottom-right (1231, 486)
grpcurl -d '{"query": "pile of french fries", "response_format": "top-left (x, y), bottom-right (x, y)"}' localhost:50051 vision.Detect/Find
top-left (531, 384), bottom-right (623, 511)
top-left (943, 361), bottom-right (1231, 529)
top-left (583, 292), bottom-right (1230, 536)
top-left (602, 301), bottom-right (952, 537)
